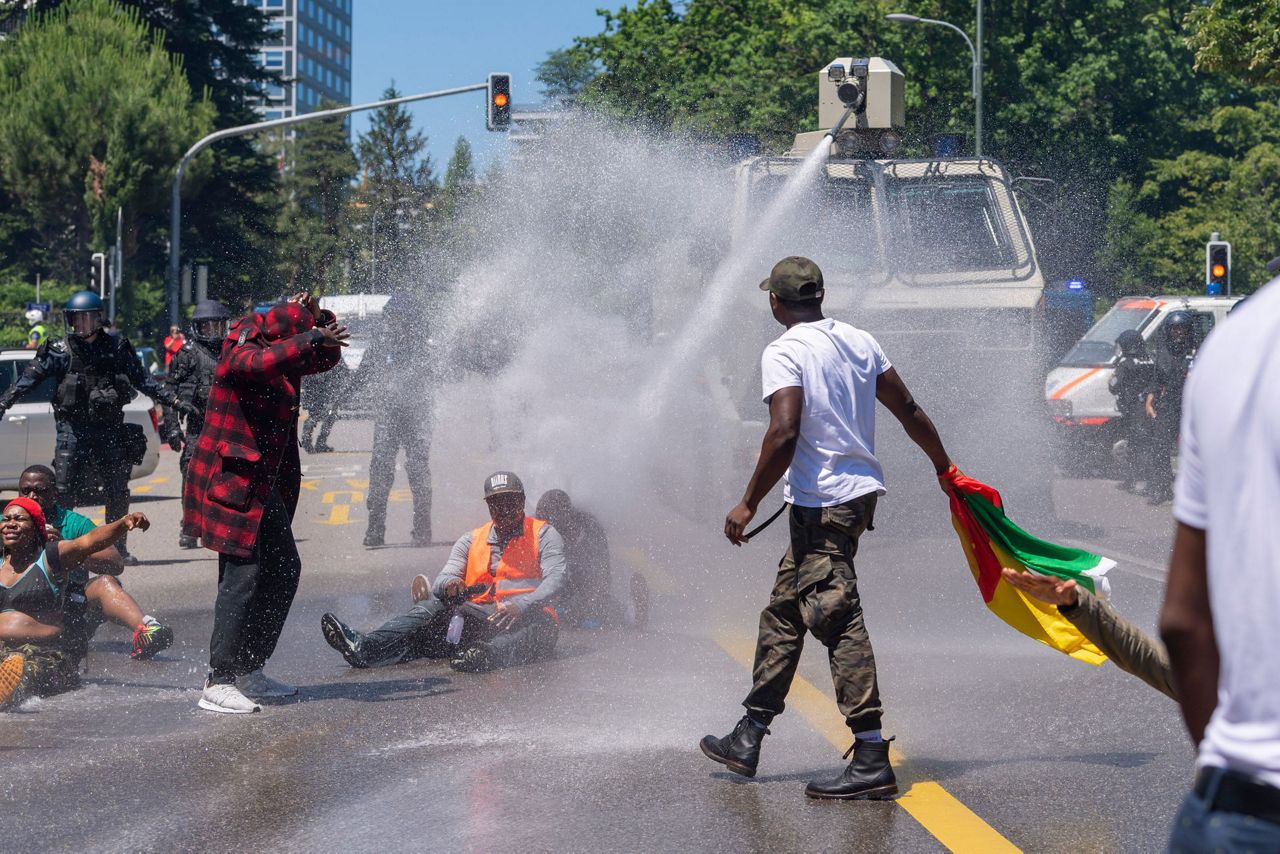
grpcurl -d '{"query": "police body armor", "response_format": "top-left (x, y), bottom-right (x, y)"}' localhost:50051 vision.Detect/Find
top-left (1111, 355), bottom-right (1156, 417)
top-left (54, 338), bottom-right (137, 423)
top-left (176, 341), bottom-right (218, 420)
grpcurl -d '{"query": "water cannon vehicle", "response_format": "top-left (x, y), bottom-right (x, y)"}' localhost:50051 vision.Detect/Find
top-left (682, 56), bottom-right (1060, 510)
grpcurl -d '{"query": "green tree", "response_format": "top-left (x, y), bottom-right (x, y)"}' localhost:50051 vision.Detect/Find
top-left (0, 0), bottom-right (215, 328)
top-left (276, 103), bottom-right (359, 294)
top-left (1186, 0), bottom-right (1280, 86)
top-left (535, 46), bottom-right (600, 103)
top-left (439, 136), bottom-right (476, 218)
top-left (3, 0), bottom-right (284, 301)
top-left (573, 0), bottom-right (1259, 286)
top-left (356, 84), bottom-right (436, 289)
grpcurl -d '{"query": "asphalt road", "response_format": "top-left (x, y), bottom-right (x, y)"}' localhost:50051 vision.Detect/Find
top-left (2, 413), bottom-right (1192, 853)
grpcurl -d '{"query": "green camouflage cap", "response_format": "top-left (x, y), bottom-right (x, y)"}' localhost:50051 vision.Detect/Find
top-left (759, 256), bottom-right (825, 300)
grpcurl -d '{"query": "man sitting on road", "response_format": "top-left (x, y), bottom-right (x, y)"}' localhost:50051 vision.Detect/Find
top-left (322, 471), bottom-right (565, 673)
top-left (534, 488), bottom-right (650, 630)
top-left (18, 465), bottom-right (173, 661)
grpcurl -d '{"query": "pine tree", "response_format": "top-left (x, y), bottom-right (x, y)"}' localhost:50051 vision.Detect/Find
top-left (439, 136), bottom-right (476, 219)
top-left (4, 0), bottom-right (282, 301)
top-left (276, 103), bottom-right (358, 294)
top-left (0, 0), bottom-right (215, 327)
top-left (355, 85), bottom-right (436, 290)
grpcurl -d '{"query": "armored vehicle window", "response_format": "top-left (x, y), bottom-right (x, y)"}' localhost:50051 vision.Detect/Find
top-left (885, 178), bottom-right (1014, 273)
top-left (749, 174), bottom-right (881, 276)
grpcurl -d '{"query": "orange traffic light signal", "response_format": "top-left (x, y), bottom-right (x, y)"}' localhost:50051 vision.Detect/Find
top-left (487, 73), bottom-right (511, 131)
top-left (1206, 240), bottom-right (1231, 295)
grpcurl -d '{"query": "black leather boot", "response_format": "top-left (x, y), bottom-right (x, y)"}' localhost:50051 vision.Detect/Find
top-left (699, 715), bottom-right (769, 778)
top-left (805, 738), bottom-right (898, 800)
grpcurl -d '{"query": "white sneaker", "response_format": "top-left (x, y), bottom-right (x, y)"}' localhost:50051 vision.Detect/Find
top-left (198, 681), bottom-right (261, 714)
top-left (237, 669), bottom-right (298, 699)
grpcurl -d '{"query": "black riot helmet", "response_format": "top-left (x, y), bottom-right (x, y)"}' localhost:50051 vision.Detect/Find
top-left (1162, 311), bottom-right (1195, 354)
top-left (64, 290), bottom-right (105, 339)
top-left (190, 300), bottom-right (230, 345)
top-left (1115, 329), bottom-right (1146, 357)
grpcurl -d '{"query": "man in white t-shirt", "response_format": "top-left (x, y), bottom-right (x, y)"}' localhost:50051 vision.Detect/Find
top-left (700, 256), bottom-right (953, 801)
top-left (1161, 277), bottom-right (1280, 851)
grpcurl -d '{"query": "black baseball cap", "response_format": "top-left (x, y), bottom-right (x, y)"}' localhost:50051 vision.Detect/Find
top-left (759, 256), bottom-right (825, 301)
top-left (483, 471), bottom-right (524, 499)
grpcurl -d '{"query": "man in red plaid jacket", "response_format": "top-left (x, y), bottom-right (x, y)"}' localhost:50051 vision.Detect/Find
top-left (183, 293), bottom-right (348, 714)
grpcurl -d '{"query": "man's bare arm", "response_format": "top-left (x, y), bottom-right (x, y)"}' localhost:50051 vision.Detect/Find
top-left (1159, 522), bottom-right (1216, 744)
top-left (875, 368), bottom-right (951, 475)
top-left (724, 387), bottom-right (802, 545)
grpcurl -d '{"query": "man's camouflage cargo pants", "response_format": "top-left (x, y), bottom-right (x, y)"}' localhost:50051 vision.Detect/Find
top-left (743, 492), bottom-right (884, 733)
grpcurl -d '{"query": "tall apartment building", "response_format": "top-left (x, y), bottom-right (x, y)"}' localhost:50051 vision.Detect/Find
top-left (246, 0), bottom-right (353, 121)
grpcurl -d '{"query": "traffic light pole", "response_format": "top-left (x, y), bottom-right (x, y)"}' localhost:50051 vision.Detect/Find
top-left (167, 82), bottom-right (487, 326)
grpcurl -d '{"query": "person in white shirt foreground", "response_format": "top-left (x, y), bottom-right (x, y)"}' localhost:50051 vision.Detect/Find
top-left (1160, 276), bottom-right (1280, 852)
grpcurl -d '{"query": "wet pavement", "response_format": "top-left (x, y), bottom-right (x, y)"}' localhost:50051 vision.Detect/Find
top-left (3, 418), bottom-right (1192, 853)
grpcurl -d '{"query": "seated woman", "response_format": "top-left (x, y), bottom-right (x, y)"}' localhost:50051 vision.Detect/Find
top-left (0, 497), bottom-right (149, 711)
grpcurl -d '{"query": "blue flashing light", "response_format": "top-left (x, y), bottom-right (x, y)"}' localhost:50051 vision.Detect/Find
top-left (1066, 279), bottom-right (1086, 291)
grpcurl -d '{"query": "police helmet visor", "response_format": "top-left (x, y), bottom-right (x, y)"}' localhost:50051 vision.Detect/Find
top-left (194, 319), bottom-right (228, 341)
top-left (66, 310), bottom-right (103, 337)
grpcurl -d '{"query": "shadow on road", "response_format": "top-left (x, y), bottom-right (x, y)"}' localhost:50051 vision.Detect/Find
top-left (286, 676), bottom-right (456, 704)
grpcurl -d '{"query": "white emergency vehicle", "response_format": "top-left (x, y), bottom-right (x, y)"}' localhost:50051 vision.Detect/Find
top-left (1044, 294), bottom-right (1242, 448)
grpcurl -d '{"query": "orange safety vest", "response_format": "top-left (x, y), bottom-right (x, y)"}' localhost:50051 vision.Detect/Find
top-left (463, 517), bottom-right (555, 617)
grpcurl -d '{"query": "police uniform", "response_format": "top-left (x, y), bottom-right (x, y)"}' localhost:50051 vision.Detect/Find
top-left (1149, 344), bottom-right (1194, 500)
top-left (1109, 343), bottom-right (1157, 490)
top-left (357, 335), bottom-right (434, 546)
top-left (0, 334), bottom-right (177, 551)
top-left (163, 338), bottom-right (220, 473)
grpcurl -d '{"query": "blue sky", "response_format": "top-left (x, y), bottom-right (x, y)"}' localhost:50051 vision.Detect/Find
top-left (351, 0), bottom-right (608, 174)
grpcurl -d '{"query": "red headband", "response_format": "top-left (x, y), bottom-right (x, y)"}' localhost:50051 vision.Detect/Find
top-left (4, 497), bottom-right (47, 543)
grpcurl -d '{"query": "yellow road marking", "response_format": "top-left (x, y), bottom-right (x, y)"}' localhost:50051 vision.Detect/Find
top-left (389, 488), bottom-right (412, 502)
top-left (322, 490), bottom-right (364, 504)
top-left (317, 504), bottom-right (352, 525)
top-left (346, 478), bottom-right (370, 490)
top-left (715, 632), bottom-right (1020, 854)
top-left (299, 478), bottom-right (319, 491)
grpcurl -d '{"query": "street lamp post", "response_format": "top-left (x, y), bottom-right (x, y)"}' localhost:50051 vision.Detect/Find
top-left (167, 82), bottom-right (488, 326)
top-left (887, 6), bottom-right (983, 157)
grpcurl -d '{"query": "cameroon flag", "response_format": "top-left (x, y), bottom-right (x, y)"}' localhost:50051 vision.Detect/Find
top-left (942, 467), bottom-right (1114, 665)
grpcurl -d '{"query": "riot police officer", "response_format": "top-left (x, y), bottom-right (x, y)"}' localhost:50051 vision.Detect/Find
top-left (0, 291), bottom-right (184, 564)
top-left (358, 293), bottom-right (434, 547)
top-left (163, 299), bottom-right (229, 548)
top-left (1145, 310), bottom-right (1197, 504)
top-left (1108, 330), bottom-right (1157, 493)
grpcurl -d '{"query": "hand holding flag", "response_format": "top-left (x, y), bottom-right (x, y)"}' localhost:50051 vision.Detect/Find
top-left (940, 466), bottom-right (1113, 665)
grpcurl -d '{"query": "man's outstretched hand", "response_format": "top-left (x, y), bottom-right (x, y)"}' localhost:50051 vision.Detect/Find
top-left (724, 501), bottom-right (756, 546)
top-left (1001, 567), bottom-right (1080, 608)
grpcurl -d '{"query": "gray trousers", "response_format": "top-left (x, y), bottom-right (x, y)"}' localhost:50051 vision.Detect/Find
top-left (357, 598), bottom-right (558, 668)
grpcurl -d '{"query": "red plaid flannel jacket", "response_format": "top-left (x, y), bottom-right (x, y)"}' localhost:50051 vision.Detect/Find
top-left (182, 302), bottom-right (342, 557)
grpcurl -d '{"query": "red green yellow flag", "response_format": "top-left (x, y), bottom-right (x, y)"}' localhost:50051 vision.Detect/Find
top-left (942, 467), bottom-right (1113, 665)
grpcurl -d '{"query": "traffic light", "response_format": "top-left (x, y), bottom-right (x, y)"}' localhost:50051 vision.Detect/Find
top-left (486, 72), bottom-right (511, 131)
top-left (1205, 238), bottom-right (1231, 296)
top-left (89, 252), bottom-right (106, 295)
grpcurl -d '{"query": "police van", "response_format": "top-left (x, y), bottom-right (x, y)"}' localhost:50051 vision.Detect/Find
top-left (1044, 294), bottom-right (1242, 451)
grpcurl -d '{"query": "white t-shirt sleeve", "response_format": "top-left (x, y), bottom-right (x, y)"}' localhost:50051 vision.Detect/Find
top-left (868, 334), bottom-right (892, 375)
top-left (1173, 368), bottom-right (1208, 529)
top-left (761, 341), bottom-right (802, 402)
